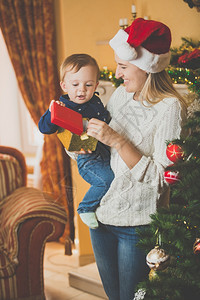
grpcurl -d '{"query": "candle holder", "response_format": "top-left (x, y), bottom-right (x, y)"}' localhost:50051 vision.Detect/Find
top-left (119, 18), bottom-right (128, 29)
top-left (119, 5), bottom-right (137, 29)
top-left (120, 25), bottom-right (128, 29)
top-left (131, 4), bottom-right (137, 20)
top-left (131, 12), bottom-right (137, 21)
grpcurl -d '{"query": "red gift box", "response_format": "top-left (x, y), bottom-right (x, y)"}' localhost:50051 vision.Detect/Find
top-left (51, 102), bottom-right (83, 135)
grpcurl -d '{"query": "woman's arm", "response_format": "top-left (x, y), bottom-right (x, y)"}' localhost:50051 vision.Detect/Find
top-left (87, 118), bottom-right (142, 169)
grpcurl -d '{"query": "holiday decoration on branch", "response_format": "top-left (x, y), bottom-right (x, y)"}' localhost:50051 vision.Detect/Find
top-left (170, 37), bottom-right (200, 69)
top-left (166, 143), bottom-right (184, 163)
top-left (148, 269), bottom-right (159, 281)
top-left (178, 49), bottom-right (200, 69)
top-left (164, 169), bottom-right (180, 185)
top-left (164, 142), bottom-right (183, 184)
top-left (133, 289), bottom-right (146, 300)
top-left (193, 238), bottom-right (200, 254)
top-left (146, 245), bottom-right (170, 271)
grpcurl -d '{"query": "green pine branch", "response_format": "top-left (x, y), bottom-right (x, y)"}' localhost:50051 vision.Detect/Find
top-left (135, 107), bottom-right (200, 299)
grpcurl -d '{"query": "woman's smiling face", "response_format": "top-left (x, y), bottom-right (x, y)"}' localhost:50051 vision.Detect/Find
top-left (114, 54), bottom-right (147, 98)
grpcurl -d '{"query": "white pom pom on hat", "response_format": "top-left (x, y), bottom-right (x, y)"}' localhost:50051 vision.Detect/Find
top-left (109, 18), bottom-right (172, 73)
top-left (109, 29), bottom-right (138, 61)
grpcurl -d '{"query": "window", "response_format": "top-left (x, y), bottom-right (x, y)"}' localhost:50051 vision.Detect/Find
top-left (0, 29), bottom-right (43, 155)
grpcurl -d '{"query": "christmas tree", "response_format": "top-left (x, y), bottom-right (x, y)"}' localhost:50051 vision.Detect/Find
top-left (133, 39), bottom-right (200, 300)
top-left (134, 108), bottom-right (200, 300)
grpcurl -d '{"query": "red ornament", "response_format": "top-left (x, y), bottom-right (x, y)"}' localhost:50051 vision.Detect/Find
top-left (164, 169), bottom-right (180, 184)
top-left (166, 143), bottom-right (184, 163)
top-left (193, 238), bottom-right (200, 255)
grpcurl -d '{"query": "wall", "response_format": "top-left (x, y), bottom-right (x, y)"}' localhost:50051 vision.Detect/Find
top-left (55, 0), bottom-right (200, 71)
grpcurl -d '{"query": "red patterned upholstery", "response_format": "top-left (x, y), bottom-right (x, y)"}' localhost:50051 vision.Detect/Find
top-left (0, 146), bottom-right (68, 300)
top-left (0, 154), bottom-right (23, 205)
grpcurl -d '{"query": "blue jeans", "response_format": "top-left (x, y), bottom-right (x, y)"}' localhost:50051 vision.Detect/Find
top-left (77, 144), bottom-right (114, 214)
top-left (90, 223), bottom-right (149, 300)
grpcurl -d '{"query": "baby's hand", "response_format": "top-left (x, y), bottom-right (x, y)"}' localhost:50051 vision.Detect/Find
top-left (73, 149), bottom-right (92, 154)
top-left (49, 100), bottom-right (65, 112)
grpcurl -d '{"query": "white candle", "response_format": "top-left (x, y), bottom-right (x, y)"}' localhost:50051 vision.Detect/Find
top-left (123, 18), bottom-right (128, 26)
top-left (131, 5), bottom-right (136, 13)
top-left (119, 18), bottom-right (124, 26)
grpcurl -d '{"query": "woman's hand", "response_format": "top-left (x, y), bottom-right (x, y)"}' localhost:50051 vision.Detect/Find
top-left (87, 118), bottom-right (123, 149)
top-left (73, 149), bottom-right (92, 154)
top-left (87, 118), bottom-right (142, 169)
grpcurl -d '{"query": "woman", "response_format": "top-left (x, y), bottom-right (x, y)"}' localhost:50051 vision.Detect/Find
top-left (86, 18), bottom-right (186, 300)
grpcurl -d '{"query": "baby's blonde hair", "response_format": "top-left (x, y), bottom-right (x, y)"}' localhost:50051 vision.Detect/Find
top-left (60, 53), bottom-right (100, 82)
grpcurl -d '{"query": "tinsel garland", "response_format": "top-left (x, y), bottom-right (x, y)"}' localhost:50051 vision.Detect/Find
top-left (167, 67), bottom-right (200, 97)
top-left (100, 68), bottom-right (123, 88)
top-left (100, 67), bottom-right (200, 98)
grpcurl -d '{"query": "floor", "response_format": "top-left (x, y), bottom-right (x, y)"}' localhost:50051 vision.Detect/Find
top-left (44, 241), bottom-right (104, 300)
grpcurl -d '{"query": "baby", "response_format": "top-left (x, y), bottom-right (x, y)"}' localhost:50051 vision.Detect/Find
top-left (38, 53), bottom-right (114, 229)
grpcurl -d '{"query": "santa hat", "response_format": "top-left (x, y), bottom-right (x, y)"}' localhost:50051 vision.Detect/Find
top-left (109, 18), bottom-right (171, 73)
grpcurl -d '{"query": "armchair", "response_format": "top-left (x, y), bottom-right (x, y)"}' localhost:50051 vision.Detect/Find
top-left (0, 146), bottom-right (68, 300)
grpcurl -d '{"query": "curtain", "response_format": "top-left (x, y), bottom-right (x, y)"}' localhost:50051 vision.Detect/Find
top-left (0, 0), bottom-right (74, 243)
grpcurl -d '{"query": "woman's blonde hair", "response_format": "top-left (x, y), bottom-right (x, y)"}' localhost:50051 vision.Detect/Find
top-left (140, 70), bottom-right (187, 108)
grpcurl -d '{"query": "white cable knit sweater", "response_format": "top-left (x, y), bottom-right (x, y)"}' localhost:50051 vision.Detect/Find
top-left (95, 85), bottom-right (185, 226)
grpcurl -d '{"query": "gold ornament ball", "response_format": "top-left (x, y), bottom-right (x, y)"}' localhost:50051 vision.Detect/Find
top-left (149, 269), bottom-right (159, 281)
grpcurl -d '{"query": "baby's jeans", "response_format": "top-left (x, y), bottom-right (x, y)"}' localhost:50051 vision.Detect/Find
top-left (77, 145), bottom-right (114, 214)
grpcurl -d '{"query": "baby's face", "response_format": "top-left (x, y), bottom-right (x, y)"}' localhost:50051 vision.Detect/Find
top-left (60, 65), bottom-right (99, 104)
